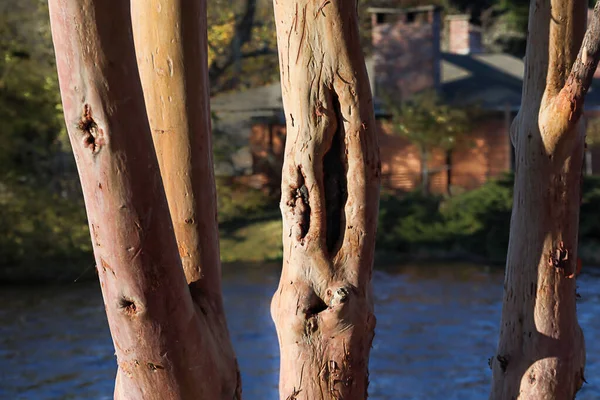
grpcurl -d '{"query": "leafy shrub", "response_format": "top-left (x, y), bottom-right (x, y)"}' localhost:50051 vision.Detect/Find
top-left (216, 177), bottom-right (278, 226)
top-left (377, 174), bottom-right (513, 261)
top-left (440, 174), bottom-right (513, 261)
top-left (378, 173), bottom-right (600, 263)
top-left (378, 190), bottom-right (449, 253)
top-left (0, 181), bottom-right (92, 281)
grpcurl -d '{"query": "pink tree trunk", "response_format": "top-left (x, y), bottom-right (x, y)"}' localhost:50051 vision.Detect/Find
top-left (48, 0), bottom-right (240, 398)
top-left (270, 0), bottom-right (381, 398)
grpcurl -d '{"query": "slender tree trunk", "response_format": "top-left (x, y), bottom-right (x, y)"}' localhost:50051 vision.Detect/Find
top-left (420, 147), bottom-right (430, 195)
top-left (270, 1), bottom-right (380, 399)
top-left (446, 150), bottom-right (452, 196)
top-left (131, 0), bottom-right (241, 397)
top-left (490, 1), bottom-right (600, 398)
top-left (48, 1), bottom-right (239, 398)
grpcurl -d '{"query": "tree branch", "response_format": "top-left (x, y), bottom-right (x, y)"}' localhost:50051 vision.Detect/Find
top-left (562, 1), bottom-right (600, 121)
top-left (546, 0), bottom-right (587, 97)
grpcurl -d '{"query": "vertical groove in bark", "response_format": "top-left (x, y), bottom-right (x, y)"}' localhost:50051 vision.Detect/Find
top-left (490, 1), bottom-right (600, 398)
top-left (48, 0), bottom-right (239, 398)
top-left (130, 0), bottom-right (241, 397)
top-left (271, 0), bottom-right (380, 398)
top-left (323, 92), bottom-right (347, 255)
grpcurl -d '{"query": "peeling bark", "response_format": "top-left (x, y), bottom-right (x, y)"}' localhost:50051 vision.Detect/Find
top-left (271, 0), bottom-right (380, 399)
top-left (48, 1), bottom-right (239, 398)
top-left (490, 1), bottom-right (600, 399)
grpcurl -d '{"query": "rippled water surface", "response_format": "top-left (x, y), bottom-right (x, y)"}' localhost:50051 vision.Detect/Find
top-left (2, 263), bottom-right (600, 399)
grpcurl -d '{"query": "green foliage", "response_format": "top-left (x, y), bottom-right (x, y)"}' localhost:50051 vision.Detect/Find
top-left (586, 116), bottom-right (600, 146)
top-left (384, 91), bottom-right (475, 194)
top-left (220, 219), bottom-right (283, 263)
top-left (216, 177), bottom-right (276, 225)
top-left (378, 176), bottom-right (512, 260)
top-left (208, 0), bottom-right (279, 92)
top-left (378, 191), bottom-right (449, 252)
top-left (0, 0), bottom-right (65, 181)
top-left (441, 174), bottom-right (513, 261)
top-left (0, 0), bottom-right (90, 281)
top-left (387, 91), bottom-right (472, 152)
top-left (0, 181), bottom-right (92, 281)
top-left (378, 174), bottom-right (600, 263)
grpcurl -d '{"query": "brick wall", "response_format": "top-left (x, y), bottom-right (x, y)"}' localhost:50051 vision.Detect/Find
top-left (450, 118), bottom-right (510, 190)
top-left (248, 115), bottom-right (512, 194)
top-left (378, 117), bottom-right (509, 193)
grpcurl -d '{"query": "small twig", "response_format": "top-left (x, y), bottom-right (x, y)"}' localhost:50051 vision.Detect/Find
top-left (73, 263), bottom-right (95, 282)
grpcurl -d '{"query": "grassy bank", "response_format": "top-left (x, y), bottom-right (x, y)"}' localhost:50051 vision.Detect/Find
top-left (220, 218), bottom-right (283, 263)
top-left (3, 174), bottom-right (600, 283)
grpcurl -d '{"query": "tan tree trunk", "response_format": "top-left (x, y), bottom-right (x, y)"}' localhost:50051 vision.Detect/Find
top-left (270, 1), bottom-right (380, 399)
top-left (130, 1), bottom-right (241, 396)
top-left (48, 0), bottom-right (240, 398)
top-left (490, 1), bottom-right (600, 398)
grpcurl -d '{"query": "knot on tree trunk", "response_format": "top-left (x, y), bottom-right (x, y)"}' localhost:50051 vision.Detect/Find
top-left (77, 104), bottom-right (105, 154)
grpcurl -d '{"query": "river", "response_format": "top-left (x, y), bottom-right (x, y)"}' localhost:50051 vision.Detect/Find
top-left (1, 263), bottom-right (599, 399)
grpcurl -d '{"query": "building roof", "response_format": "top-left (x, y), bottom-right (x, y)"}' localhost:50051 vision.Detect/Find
top-left (440, 52), bottom-right (524, 111)
top-left (211, 51), bottom-right (600, 120)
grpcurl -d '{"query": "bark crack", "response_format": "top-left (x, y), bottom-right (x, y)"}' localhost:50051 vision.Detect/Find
top-left (295, 6), bottom-right (307, 64)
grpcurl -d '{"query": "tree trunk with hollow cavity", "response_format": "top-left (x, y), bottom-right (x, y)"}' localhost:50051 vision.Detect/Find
top-left (490, 1), bottom-right (600, 399)
top-left (48, 1), bottom-right (240, 398)
top-left (270, 1), bottom-right (380, 399)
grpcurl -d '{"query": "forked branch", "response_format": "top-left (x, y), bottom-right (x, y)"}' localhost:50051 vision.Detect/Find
top-left (562, 1), bottom-right (600, 121)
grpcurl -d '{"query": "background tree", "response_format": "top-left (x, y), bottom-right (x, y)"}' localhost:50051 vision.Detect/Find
top-left (490, 1), bottom-right (600, 398)
top-left (480, 0), bottom-right (530, 56)
top-left (48, 0), bottom-right (240, 398)
top-left (270, 0), bottom-right (380, 398)
top-left (208, 0), bottom-right (279, 93)
top-left (386, 91), bottom-right (472, 195)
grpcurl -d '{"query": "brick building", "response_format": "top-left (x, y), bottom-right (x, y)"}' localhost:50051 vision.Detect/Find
top-left (211, 5), bottom-right (600, 194)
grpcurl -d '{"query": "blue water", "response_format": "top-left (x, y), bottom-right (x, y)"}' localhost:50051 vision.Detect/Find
top-left (1, 263), bottom-right (599, 399)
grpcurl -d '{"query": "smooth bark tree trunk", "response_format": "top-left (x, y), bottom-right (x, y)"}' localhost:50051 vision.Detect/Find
top-left (48, 1), bottom-right (239, 398)
top-left (490, 1), bottom-right (600, 398)
top-left (131, 0), bottom-right (241, 397)
top-left (270, 1), bottom-right (380, 399)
